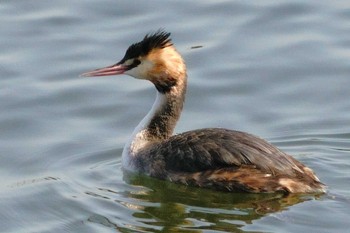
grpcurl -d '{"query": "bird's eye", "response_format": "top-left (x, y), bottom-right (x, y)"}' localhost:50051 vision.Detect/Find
top-left (133, 59), bottom-right (141, 66)
top-left (128, 59), bottom-right (141, 69)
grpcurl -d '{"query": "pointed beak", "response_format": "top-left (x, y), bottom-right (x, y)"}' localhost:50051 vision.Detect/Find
top-left (80, 63), bottom-right (128, 77)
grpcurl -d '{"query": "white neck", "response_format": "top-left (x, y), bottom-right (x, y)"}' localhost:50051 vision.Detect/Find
top-left (122, 92), bottom-right (165, 169)
top-left (122, 80), bottom-right (186, 170)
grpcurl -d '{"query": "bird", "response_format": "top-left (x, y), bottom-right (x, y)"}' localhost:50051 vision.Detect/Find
top-left (81, 30), bottom-right (325, 193)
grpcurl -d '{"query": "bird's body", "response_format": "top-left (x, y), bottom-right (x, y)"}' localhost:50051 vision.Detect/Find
top-left (82, 30), bottom-right (325, 193)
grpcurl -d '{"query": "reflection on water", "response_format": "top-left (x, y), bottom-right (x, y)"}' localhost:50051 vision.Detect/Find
top-left (85, 171), bottom-right (322, 232)
top-left (1, 0), bottom-right (350, 232)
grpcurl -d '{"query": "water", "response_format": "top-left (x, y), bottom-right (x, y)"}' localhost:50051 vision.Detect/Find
top-left (1, 1), bottom-right (350, 232)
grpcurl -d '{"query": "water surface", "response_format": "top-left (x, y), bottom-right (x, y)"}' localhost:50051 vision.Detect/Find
top-left (1, 1), bottom-right (350, 232)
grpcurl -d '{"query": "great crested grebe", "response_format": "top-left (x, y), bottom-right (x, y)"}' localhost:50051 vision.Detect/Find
top-left (82, 30), bottom-right (325, 193)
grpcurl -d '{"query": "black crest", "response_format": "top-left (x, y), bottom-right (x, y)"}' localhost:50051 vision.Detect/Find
top-left (119, 30), bottom-right (172, 63)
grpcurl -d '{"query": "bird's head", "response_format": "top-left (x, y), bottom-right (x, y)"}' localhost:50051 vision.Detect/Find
top-left (81, 30), bottom-right (186, 93)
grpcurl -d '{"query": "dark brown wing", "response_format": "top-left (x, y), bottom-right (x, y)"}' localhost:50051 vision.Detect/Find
top-left (145, 128), bottom-right (306, 177)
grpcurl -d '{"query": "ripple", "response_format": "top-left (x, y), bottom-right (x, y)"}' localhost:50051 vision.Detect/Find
top-left (1, 0), bottom-right (350, 232)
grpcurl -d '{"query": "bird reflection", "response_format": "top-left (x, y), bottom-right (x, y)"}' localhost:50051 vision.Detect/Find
top-left (119, 171), bottom-right (323, 232)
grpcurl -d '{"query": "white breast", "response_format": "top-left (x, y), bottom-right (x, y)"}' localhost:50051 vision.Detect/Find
top-left (121, 92), bottom-right (167, 171)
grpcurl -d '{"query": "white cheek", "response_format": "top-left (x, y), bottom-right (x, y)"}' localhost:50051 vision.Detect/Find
top-left (125, 68), bottom-right (140, 79)
top-left (125, 60), bottom-right (154, 79)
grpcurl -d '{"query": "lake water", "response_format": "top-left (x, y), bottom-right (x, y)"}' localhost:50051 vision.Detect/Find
top-left (1, 1), bottom-right (350, 232)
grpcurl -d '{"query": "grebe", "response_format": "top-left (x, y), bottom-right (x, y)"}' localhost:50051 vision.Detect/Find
top-left (82, 30), bottom-right (325, 193)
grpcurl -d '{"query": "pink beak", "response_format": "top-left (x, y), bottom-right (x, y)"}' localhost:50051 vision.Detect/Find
top-left (81, 63), bottom-right (128, 77)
